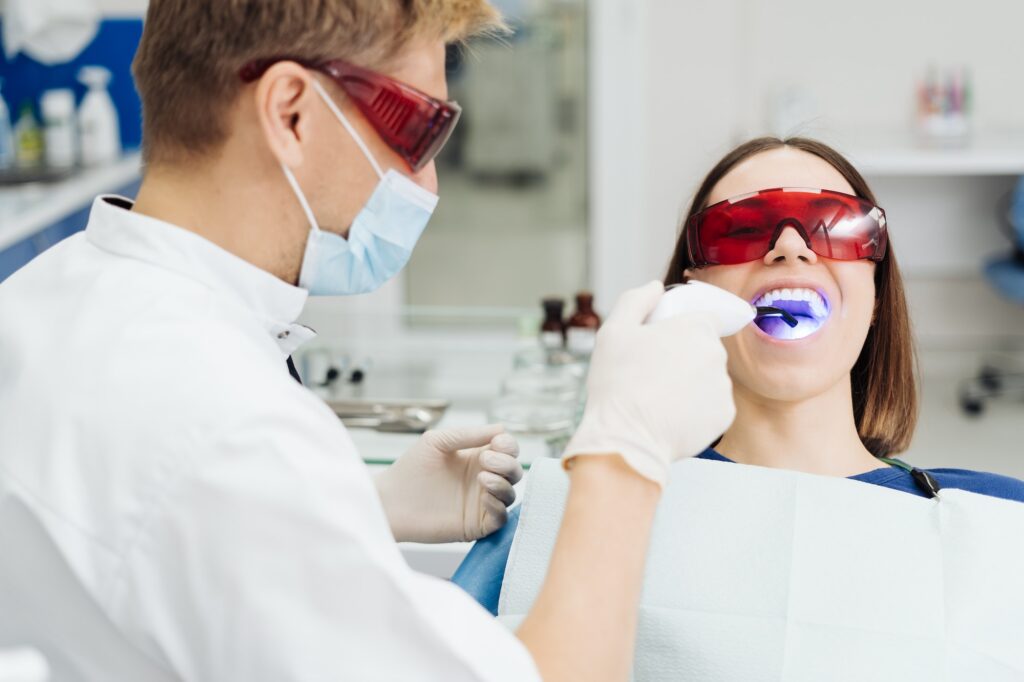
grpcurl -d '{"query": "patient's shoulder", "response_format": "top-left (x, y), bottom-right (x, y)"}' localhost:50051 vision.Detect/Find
top-left (927, 467), bottom-right (1024, 503)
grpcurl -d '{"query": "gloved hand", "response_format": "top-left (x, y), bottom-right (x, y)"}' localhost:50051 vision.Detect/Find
top-left (562, 281), bottom-right (739, 487)
top-left (374, 425), bottom-right (524, 543)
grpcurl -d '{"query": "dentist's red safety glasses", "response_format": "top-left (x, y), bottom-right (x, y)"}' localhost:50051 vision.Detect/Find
top-left (686, 187), bottom-right (888, 267)
top-left (240, 57), bottom-right (461, 173)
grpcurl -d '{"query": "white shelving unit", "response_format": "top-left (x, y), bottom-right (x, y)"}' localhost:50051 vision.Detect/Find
top-left (845, 133), bottom-right (1024, 177)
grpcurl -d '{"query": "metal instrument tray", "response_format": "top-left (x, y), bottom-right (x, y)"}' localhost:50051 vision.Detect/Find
top-left (326, 398), bottom-right (451, 433)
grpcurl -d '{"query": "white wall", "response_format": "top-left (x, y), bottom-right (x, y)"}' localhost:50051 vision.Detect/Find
top-left (735, 0), bottom-right (1024, 137)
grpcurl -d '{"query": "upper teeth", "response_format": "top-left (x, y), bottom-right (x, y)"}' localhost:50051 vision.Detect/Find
top-left (754, 287), bottom-right (828, 317)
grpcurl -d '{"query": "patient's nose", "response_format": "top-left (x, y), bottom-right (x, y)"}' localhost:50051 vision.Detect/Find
top-left (765, 226), bottom-right (817, 264)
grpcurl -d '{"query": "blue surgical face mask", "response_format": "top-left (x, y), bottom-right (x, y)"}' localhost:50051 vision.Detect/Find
top-left (281, 78), bottom-right (439, 296)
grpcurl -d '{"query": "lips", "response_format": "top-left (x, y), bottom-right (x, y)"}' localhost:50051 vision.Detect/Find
top-left (751, 286), bottom-right (831, 340)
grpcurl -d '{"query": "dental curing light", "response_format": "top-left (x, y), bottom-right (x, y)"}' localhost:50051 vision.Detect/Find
top-left (754, 306), bottom-right (798, 328)
top-left (646, 281), bottom-right (755, 336)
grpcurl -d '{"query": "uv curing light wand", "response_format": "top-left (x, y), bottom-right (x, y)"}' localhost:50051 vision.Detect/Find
top-left (754, 306), bottom-right (798, 328)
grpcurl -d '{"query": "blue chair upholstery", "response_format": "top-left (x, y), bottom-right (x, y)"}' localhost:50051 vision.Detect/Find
top-left (960, 177), bottom-right (1024, 415)
top-left (984, 253), bottom-right (1024, 305)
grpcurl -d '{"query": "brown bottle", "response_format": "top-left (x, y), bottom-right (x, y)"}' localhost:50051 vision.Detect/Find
top-left (540, 298), bottom-right (566, 349)
top-left (566, 291), bottom-right (601, 356)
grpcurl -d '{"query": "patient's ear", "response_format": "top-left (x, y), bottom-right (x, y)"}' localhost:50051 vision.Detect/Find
top-left (682, 268), bottom-right (699, 283)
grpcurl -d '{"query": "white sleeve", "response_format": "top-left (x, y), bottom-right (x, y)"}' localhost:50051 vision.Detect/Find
top-left (105, 399), bottom-right (541, 682)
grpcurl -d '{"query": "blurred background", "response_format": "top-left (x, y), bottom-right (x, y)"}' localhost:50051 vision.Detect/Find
top-left (1, 0), bottom-right (1022, 483)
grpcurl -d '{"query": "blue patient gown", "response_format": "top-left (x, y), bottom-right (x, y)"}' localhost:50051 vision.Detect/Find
top-left (452, 449), bottom-right (1024, 616)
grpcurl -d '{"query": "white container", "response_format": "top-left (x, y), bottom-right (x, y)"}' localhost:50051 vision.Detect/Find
top-left (0, 647), bottom-right (50, 682)
top-left (0, 79), bottom-right (13, 170)
top-left (41, 88), bottom-right (77, 169)
top-left (77, 66), bottom-right (121, 166)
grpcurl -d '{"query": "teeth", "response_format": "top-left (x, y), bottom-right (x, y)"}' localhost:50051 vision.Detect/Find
top-left (754, 287), bottom-right (827, 315)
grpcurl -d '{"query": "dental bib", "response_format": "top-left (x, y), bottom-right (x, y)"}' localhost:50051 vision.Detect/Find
top-left (498, 458), bottom-right (1024, 681)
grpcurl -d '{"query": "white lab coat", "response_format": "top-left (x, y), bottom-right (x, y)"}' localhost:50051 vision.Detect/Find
top-left (0, 197), bottom-right (541, 682)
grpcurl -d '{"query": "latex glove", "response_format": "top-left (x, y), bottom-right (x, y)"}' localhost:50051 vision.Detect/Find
top-left (374, 425), bottom-right (524, 543)
top-left (562, 281), bottom-right (739, 487)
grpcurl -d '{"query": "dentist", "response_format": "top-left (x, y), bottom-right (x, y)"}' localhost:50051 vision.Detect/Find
top-left (0, 1), bottom-right (741, 680)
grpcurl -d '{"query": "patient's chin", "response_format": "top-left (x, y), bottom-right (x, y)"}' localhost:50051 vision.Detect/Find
top-left (733, 366), bottom-right (846, 405)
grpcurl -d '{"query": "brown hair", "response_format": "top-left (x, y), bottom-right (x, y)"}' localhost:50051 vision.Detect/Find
top-left (132, 0), bottom-right (505, 165)
top-left (664, 137), bottom-right (918, 457)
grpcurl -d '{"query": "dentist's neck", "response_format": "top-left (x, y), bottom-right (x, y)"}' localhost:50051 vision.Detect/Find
top-left (714, 376), bottom-right (884, 477)
top-left (132, 154), bottom-right (308, 286)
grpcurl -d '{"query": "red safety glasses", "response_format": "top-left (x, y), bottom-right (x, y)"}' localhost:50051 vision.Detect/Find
top-left (686, 187), bottom-right (888, 267)
top-left (239, 57), bottom-right (461, 173)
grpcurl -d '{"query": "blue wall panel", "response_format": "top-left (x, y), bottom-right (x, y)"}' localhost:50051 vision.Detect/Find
top-left (0, 18), bottom-right (145, 150)
top-left (0, 18), bottom-right (145, 282)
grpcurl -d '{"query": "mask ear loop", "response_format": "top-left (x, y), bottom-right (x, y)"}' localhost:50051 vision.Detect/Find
top-left (281, 163), bottom-right (320, 233)
top-left (310, 78), bottom-right (386, 182)
top-left (281, 161), bottom-right (324, 289)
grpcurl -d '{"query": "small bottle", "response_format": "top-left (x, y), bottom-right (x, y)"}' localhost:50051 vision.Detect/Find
top-left (540, 298), bottom-right (566, 350)
top-left (41, 89), bottom-right (77, 169)
top-left (14, 100), bottom-right (44, 168)
top-left (77, 66), bottom-right (121, 166)
top-left (0, 79), bottom-right (13, 171)
top-left (566, 291), bottom-right (601, 356)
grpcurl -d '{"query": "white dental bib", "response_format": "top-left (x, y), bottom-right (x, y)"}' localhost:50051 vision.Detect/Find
top-left (498, 458), bottom-right (1024, 681)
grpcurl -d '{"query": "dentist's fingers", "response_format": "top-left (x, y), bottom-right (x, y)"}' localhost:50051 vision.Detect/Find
top-left (424, 424), bottom-right (506, 453)
top-left (479, 470), bottom-right (516, 507)
top-left (481, 450), bottom-right (524, 485)
top-left (489, 432), bottom-right (520, 457)
top-left (657, 312), bottom-right (722, 350)
top-left (604, 280), bottom-right (666, 327)
top-left (478, 494), bottom-right (510, 537)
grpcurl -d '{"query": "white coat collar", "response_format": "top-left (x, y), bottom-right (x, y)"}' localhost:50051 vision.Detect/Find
top-left (84, 195), bottom-right (315, 354)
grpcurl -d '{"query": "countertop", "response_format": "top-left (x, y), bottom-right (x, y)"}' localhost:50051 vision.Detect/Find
top-left (0, 153), bottom-right (142, 251)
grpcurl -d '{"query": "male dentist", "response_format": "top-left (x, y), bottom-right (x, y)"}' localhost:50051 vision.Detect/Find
top-left (0, 1), bottom-right (738, 680)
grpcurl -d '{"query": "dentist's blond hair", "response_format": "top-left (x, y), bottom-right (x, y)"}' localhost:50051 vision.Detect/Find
top-left (132, 0), bottom-right (505, 165)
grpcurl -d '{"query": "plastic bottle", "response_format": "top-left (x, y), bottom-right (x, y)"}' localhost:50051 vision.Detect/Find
top-left (77, 66), bottom-right (121, 165)
top-left (14, 100), bottom-right (44, 168)
top-left (540, 298), bottom-right (566, 350)
top-left (41, 89), bottom-right (77, 169)
top-left (566, 291), bottom-right (601, 356)
top-left (0, 79), bottom-right (13, 171)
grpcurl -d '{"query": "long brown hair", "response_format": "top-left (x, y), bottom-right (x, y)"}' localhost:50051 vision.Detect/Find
top-left (664, 137), bottom-right (918, 456)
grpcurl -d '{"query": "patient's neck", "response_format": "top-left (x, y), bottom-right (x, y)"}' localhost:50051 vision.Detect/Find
top-left (713, 376), bottom-right (885, 478)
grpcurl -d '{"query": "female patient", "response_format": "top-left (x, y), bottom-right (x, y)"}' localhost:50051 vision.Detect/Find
top-left (453, 136), bottom-right (1024, 614)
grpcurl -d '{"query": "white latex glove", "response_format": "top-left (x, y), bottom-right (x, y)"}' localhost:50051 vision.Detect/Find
top-left (374, 425), bottom-right (524, 543)
top-left (562, 280), bottom-right (739, 487)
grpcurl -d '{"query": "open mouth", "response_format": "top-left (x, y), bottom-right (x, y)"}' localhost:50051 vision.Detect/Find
top-left (752, 288), bottom-right (830, 340)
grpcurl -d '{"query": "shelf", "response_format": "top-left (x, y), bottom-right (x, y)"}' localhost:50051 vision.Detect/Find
top-left (0, 153), bottom-right (142, 252)
top-left (843, 133), bottom-right (1024, 177)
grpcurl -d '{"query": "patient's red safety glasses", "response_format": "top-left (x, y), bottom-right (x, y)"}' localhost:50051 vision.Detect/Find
top-left (686, 187), bottom-right (888, 267)
top-left (239, 57), bottom-right (462, 173)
